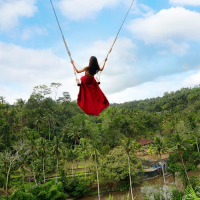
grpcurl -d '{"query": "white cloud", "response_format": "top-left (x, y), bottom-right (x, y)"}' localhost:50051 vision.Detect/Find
top-left (57, 0), bottom-right (130, 20)
top-left (127, 7), bottom-right (200, 53)
top-left (0, 37), bottom-right (136, 103)
top-left (0, 0), bottom-right (37, 31)
top-left (169, 0), bottom-right (200, 6)
top-left (21, 26), bottom-right (47, 40)
top-left (0, 41), bottom-right (78, 103)
top-left (1, 36), bottom-right (199, 105)
top-left (164, 40), bottom-right (190, 55)
top-left (182, 70), bottom-right (200, 86)
top-left (108, 69), bottom-right (200, 103)
top-left (131, 3), bottom-right (155, 17)
top-left (70, 37), bottom-right (136, 94)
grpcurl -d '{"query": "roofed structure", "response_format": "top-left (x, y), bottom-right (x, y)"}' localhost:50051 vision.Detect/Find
top-left (138, 138), bottom-right (154, 146)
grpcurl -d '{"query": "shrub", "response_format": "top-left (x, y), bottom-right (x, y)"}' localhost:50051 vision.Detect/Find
top-left (29, 180), bottom-right (68, 200)
top-left (9, 190), bottom-right (36, 200)
top-left (63, 177), bottom-right (92, 198)
top-left (0, 173), bottom-right (6, 188)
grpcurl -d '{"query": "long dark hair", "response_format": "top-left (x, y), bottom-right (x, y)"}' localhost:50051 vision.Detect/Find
top-left (87, 56), bottom-right (100, 75)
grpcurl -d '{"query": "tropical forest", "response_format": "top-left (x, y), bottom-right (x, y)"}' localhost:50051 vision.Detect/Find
top-left (0, 83), bottom-right (200, 200)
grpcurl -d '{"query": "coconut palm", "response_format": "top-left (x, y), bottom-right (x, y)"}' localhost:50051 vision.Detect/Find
top-left (37, 137), bottom-right (48, 184)
top-left (52, 136), bottom-right (63, 184)
top-left (170, 133), bottom-right (190, 184)
top-left (67, 146), bottom-right (78, 178)
top-left (0, 136), bottom-right (5, 149)
top-left (61, 148), bottom-right (68, 172)
top-left (186, 113), bottom-right (200, 158)
top-left (28, 137), bottom-right (39, 186)
top-left (79, 138), bottom-right (91, 179)
top-left (43, 111), bottom-right (54, 141)
top-left (90, 142), bottom-right (102, 200)
top-left (191, 125), bottom-right (200, 159)
top-left (122, 138), bottom-right (136, 200)
top-left (154, 136), bottom-right (165, 158)
top-left (18, 154), bottom-right (28, 186)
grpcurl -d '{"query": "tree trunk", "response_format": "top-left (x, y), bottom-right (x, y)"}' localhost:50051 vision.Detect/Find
top-left (76, 160), bottom-right (79, 173)
top-left (38, 124), bottom-right (40, 134)
top-left (6, 163), bottom-right (11, 194)
top-left (49, 124), bottom-right (51, 141)
top-left (56, 157), bottom-right (58, 184)
top-left (161, 164), bottom-right (166, 184)
top-left (21, 111), bottom-right (22, 126)
top-left (172, 173), bottom-right (176, 185)
top-left (72, 161), bottom-right (74, 177)
top-left (180, 154), bottom-right (190, 183)
top-left (43, 158), bottom-right (45, 184)
top-left (95, 160), bottom-right (100, 200)
top-left (23, 171), bottom-right (26, 185)
top-left (33, 168), bottom-right (37, 186)
top-left (128, 155), bottom-right (134, 200)
top-left (84, 159), bottom-right (86, 179)
top-left (65, 160), bottom-right (67, 172)
top-left (196, 137), bottom-right (200, 158)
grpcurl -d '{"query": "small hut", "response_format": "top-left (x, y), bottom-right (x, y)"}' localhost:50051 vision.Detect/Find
top-left (138, 138), bottom-right (154, 149)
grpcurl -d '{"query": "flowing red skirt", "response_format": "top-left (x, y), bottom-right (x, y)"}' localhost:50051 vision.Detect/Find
top-left (77, 75), bottom-right (109, 116)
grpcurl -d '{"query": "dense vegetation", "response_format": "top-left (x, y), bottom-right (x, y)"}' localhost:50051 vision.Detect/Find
top-left (0, 83), bottom-right (200, 200)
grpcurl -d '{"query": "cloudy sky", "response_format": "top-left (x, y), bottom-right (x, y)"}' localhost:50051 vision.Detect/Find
top-left (1, 0), bottom-right (200, 104)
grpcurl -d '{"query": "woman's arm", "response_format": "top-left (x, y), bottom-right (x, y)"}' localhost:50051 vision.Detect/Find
top-left (71, 60), bottom-right (87, 73)
top-left (99, 58), bottom-right (107, 71)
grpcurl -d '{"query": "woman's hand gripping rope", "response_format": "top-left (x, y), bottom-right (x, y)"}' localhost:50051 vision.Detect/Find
top-left (71, 60), bottom-right (81, 86)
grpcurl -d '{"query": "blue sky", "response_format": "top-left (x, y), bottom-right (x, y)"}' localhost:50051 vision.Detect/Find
top-left (1, 0), bottom-right (200, 104)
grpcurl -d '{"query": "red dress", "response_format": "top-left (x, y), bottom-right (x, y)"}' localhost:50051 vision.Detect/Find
top-left (77, 74), bottom-right (109, 116)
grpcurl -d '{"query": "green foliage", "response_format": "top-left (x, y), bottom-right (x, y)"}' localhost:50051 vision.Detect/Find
top-left (29, 180), bottom-right (68, 200)
top-left (61, 173), bottom-right (92, 198)
top-left (9, 190), bottom-right (36, 200)
top-left (190, 175), bottom-right (200, 190)
top-left (170, 188), bottom-right (184, 200)
top-left (101, 146), bottom-right (143, 182)
top-left (1, 84), bottom-right (200, 199)
top-left (185, 184), bottom-right (200, 199)
top-left (0, 173), bottom-right (6, 188)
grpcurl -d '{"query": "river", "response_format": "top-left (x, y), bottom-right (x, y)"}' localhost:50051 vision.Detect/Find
top-left (78, 170), bottom-right (200, 200)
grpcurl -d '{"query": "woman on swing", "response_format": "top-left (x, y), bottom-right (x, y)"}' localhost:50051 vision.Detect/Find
top-left (71, 56), bottom-right (109, 116)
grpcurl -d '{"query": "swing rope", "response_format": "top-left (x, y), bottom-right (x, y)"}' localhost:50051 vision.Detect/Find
top-left (105, 0), bottom-right (135, 60)
top-left (50, 0), bottom-right (79, 83)
top-left (50, 0), bottom-right (134, 83)
top-left (96, 0), bottom-right (135, 82)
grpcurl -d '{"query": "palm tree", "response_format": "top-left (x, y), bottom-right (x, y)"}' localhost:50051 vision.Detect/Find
top-left (190, 124), bottom-right (200, 159)
top-left (170, 133), bottom-right (190, 184)
top-left (79, 138), bottom-right (91, 179)
top-left (15, 98), bottom-right (26, 126)
top-left (90, 142), bottom-right (102, 200)
top-left (33, 114), bottom-right (43, 134)
top-left (62, 148), bottom-right (68, 172)
top-left (67, 146), bottom-right (77, 178)
top-left (52, 136), bottom-right (63, 184)
top-left (166, 154), bottom-right (180, 185)
top-left (18, 154), bottom-right (28, 186)
top-left (68, 124), bottom-right (81, 146)
top-left (122, 138), bottom-right (135, 200)
top-left (28, 137), bottom-right (38, 186)
top-left (37, 137), bottom-right (47, 184)
top-left (186, 113), bottom-right (200, 158)
top-left (0, 136), bottom-right (5, 149)
top-left (154, 136), bottom-right (165, 158)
